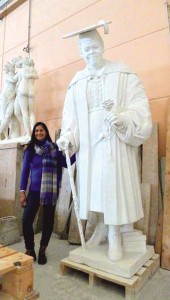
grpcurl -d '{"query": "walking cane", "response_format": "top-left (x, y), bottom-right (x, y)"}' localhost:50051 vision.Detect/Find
top-left (65, 148), bottom-right (86, 249)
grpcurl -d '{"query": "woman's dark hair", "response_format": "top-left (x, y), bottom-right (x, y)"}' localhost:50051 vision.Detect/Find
top-left (27, 122), bottom-right (52, 152)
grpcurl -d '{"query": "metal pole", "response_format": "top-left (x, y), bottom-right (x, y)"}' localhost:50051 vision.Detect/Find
top-left (65, 148), bottom-right (86, 249)
top-left (27, 0), bottom-right (31, 56)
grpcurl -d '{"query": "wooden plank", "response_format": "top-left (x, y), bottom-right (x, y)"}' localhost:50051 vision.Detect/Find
top-left (134, 183), bottom-right (151, 243)
top-left (125, 268), bottom-right (150, 300)
top-left (144, 253), bottom-right (160, 277)
top-left (85, 212), bottom-right (98, 242)
top-left (68, 206), bottom-right (86, 244)
top-left (0, 247), bottom-right (17, 259)
top-left (158, 173), bottom-right (163, 215)
top-left (142, 122), bottom-right (159, 245)
top-left (2, 252), bottom-right (33, 272)
top-left (0, 261), bottom-right (15, 276)
top-left (160, 157), bottom-right (166, 202)
top-left (54, 165), bottom-right (75, 238)
top-left (150, 254), bottom-right (160, 275)
top-left (162, 101), bottom-right (170, 270)
top-left (155, 210), bottom-right (163, 254)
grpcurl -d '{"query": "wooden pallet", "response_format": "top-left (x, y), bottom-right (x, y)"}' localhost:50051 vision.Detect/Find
top-left (0, 245), bottom-right (39, 300)
top-left (60, 254), bottom-right (160, 300)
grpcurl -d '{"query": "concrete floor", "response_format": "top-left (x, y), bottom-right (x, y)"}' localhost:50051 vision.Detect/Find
top-left (10, 233), bottom-right (170, 300)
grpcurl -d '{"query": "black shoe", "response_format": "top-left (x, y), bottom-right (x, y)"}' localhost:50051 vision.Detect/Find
top-left (25, 249), bottom-right (36, 261)
top-left (38, 246), bottom-right (47, 265)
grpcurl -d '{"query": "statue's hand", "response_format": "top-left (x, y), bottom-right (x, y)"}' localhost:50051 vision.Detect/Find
top-left (57, 136), bottom-right (70, 151)
top-left (105, 112), bottom-right (123, 127)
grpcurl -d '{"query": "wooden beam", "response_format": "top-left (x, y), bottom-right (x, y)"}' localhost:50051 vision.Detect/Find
top-left (0, 0), bottom-right (27, 19)
top-left (142, 123), bottom-right (159, 245)
top-left (162, 99), bottom-right (170, 269)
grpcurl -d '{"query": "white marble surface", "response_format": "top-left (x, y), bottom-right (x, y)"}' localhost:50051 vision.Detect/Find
top-left (122, 230), bottom-right (147, 252)
top-left (0, 135), bottom-right (30, 145)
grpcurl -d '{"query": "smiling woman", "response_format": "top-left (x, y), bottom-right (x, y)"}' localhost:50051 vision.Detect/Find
top-left (34, 124), bottom-right (47, 141)
top-left (19, 121), bottom-right (75, 265)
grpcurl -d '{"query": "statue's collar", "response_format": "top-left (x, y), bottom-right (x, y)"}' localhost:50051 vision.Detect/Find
top-left (69, 60), bottom-right (134, 87)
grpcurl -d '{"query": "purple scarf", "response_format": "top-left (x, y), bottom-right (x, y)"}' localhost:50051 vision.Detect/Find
top-left (35, 141), bottom-right (58, 205)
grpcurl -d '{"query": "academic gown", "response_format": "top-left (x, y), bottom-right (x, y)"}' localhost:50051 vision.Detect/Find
top-left (61, 60), bottom-right (152, 225)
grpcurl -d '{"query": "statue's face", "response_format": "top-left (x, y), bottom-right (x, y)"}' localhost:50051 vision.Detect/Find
top-left (14, 58), bottom-right (23, 68)
top-left (9, 64), bottom-right (15, 73)
top-left (3, 64), bottom-right (9, 73)
top-left (80, 37), bottom-right (104, 68)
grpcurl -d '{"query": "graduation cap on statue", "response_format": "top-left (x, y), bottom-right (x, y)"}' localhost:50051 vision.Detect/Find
top-left (63, 20), bottom-right (112, 39)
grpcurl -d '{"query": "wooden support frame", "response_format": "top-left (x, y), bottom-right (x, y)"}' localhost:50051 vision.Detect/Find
top-left (60, 254), bottom-right (160, 300)
top-left (0, 246), bottom-right (39, 299)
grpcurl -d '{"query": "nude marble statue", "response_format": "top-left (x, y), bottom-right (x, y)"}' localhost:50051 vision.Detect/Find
top-left (0, 62), bottom-right (18, 139)
top-left (0, 56), bottom-right (38, 143)
top-left (12, 56), bottom-right (24, 131)
top-left (16, 57), bottom-right (38, 137)
top-left (57, 21), bottom-right (152, 261)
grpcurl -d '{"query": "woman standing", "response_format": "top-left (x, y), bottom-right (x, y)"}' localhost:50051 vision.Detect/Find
top-left (20, 122), bottom-right (75, 264)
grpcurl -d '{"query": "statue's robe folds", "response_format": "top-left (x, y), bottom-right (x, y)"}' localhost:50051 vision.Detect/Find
top-left (61, 60), bottom-right (152, 225)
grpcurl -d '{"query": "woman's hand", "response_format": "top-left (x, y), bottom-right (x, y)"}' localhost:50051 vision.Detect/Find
top-left (20, 191), bottom-right (26, 208)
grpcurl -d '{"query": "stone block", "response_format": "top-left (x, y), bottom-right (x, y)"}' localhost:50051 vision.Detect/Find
top-left (0, 216), bottom-right (21, 246)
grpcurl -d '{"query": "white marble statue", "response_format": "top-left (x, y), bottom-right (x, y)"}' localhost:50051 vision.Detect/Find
top-left (0, 56), bottom-right (38, 144)
top-left (12, 56), bottom-right (24, 130)
top-left (0, 62), bottom-right (18, 139)
top-left (57, 22), bottom-right (152, 262)
top-left (16, 57), bottom-right (38, 137)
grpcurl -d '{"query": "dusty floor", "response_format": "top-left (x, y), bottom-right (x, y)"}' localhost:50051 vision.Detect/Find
top-left (10, 233), bottom-right (170, 300)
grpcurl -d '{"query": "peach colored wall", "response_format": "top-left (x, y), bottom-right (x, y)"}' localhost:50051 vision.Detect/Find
top-left (0, 0), bottom-right (169, 156)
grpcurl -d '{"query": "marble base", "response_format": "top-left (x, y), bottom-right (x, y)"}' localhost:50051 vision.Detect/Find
top-left (69, 244), bottom-right (154, 278)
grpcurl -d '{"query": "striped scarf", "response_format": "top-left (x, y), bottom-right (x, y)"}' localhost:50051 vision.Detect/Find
top-left (34, 141), bottom-right (59, 205)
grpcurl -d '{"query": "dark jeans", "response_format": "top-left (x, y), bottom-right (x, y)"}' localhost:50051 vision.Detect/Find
top-left (22, 191), bottom-right (56, 250)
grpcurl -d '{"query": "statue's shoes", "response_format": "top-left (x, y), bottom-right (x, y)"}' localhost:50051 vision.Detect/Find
top-left (86, 223), bottom-right (108, 248)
